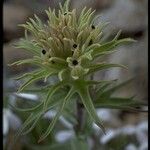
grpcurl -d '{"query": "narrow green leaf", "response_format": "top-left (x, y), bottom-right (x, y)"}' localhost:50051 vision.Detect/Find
top-left (8, 60), bottom-right (24, 66)
top-left (92, 38), bottom-right (135, 57)
top-left (63, 0), bottom-right (70, 12)
top-left (97, 78), bottom-right (133, 98)
top-left (94, 97), bottom-right (147, 112)
top-left (38, 87), bottom-right (75, 142)
top-left (74, 81), bottom-right (106, 133)
top-left (15, 38), bottom-right (41, 55)
top-left (14, 69), bottom-right (44, 80)
top-left (95, 81), bottom-right (117, 99)
top-left (85, 79), bottom-right (117, 86)
top-left (21, 112), bottom-right (42, 135)
top-left (18, 70), bottom-right (48, 92)
top-left (14, 98), bottom-right (63, 143)
top-left (8, 57), bottom-right (43, 68)
top-left (43, 80), bottom-right (68, 111)
top-left (87, 63), bottom-right (128, 75)
top-left (63, 107), bottom-right (77, 125)
top-left (95, 79), bottom-right (117, 92)
top-left (78, 7), bottom-right (87, 25)
top-left (9, 102), bottom-right (43, 112)
top-left (14, 113), bottom-right (35, 141)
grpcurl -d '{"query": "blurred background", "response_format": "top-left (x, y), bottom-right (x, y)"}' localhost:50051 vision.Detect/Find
top-left (3, 0), bottom-right (148, 150)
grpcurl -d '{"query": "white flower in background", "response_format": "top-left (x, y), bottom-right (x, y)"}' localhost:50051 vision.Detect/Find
top-left (96, 108), bottom-right (120, 123)
top-left (125, 144), bottom-right (137, 150)
top-left (92, 109), bottom-right (120, 131)
top-left (55, 130), bottom-right (74, 143)
top-left (139, 142), bottom-right (148, 150)
top-left (96, 109), bottom-right (113, 122)
top-left (3, 108), bottom-right (21, 136)
top-left (8, 93), bottom-right (39, 107)
top-left (14, 92), bottom-right (38, 101)
top-left (100, 129), bottom-right (118, 144)
top-left (119, 125), bottom-right (136, 135)
top-left (3, 109), bottom-right (9, 136)
top-left (136, 121), bottom-right (148, 150)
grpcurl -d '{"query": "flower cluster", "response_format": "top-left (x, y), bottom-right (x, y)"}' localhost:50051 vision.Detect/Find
top-left (10, 0), bottom-right (145, 142)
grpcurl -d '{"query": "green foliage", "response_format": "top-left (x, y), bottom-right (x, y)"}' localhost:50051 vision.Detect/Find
top-left (94, 79), bottom-right (147, 111)
top-left (10, 0), bottom-right (146, 143)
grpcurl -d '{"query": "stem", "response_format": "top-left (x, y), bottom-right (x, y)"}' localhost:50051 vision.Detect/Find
top-left (74, 100), bottom-right (84, 135)
top-left (91, 133), bottom-right (100, 150)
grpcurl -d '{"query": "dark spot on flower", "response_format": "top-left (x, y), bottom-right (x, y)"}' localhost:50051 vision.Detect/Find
top-left (91, 25), bottom-right (95, 29)
top-left (72, 60), bottom-right (78, 66)
top-left (73, 44), bottom-right (77, 48)
top-left (42, 49), bottom-right (46, 55)
top-left (64, 12), bottom-right (67, 15)
top-left (51, 60), bottom-right (55, 64)
top-left (89, 39), bottom-right (93, 46)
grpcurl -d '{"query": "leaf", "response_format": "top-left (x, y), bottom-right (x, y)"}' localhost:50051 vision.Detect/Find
top-left (8, 57), bottom-right (43, 69)
top-left (15, 111), bottom-right (47, 140)
top-left (95, 79), bottom-right (117, 93)
top-left (86, 9), bottom-right (96, 25)
top-left (15, 38), bottom-right (41, 55)
top-left (78, 7), bottom-right (87, 25)
top-left (94, 78), bottom-right (147, 112)
top-left (62, 100), bottom-right (77, 125)
top-left (92, 32), bottom-right (135, 57)
top-left (14, 69), bottom-right (44, 80)
top-left (87, 63), bottom-right (127, 75)
top-left (9, 102), bottom-right (43, 112)
top-left (8, 60), bottom-right (25, 66)
top-left (14, 113), bottom-right (36, 141)
top-left (63, 0), bottom-right (70, 12)
top-left (43, 80), bottom-right (68, 111)
top-left (21, 85), bottom-right (52, 93)
top-left (21, 112), bottom-right (42, 135)
top-left (18, 70), bottom-right (49, 92)
top-left (94, 97), bottom-right (147, 112)
top-left (80, 8), bottom-right (92, 27)
top-left (14, 96), bottom-right (64, 143)
top-left (38, 87), bottom-right (75, 142)
top-left (97, 78), bottom-right (133, 99)
top-left (85, 79), bottom-right (117, 86)
top-left (74, 80), bottom-right (106, 133)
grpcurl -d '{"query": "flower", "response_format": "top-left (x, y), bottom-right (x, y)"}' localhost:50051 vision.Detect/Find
top-left (10, 0), bottom-right (145, 142)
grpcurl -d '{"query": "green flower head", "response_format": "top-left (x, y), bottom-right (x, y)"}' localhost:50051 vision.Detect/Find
top-left (10, 0), bottom-right (146, 143)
